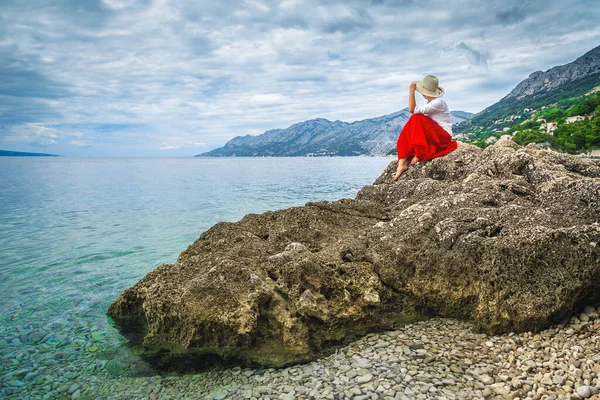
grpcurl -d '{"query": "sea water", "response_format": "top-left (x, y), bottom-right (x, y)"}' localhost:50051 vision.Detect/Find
top-left (0, 156), bottom-right (393, 399)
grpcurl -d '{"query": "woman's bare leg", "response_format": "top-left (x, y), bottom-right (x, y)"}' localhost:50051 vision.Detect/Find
top-left (393, 157), bottom-right (410, 180)
top-left (410, 155), bottom-right (419, 165)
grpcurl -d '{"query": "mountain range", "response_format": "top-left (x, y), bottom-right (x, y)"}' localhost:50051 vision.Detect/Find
top-left (198, 110), bottom-right (473, 157)
top-left (455, 44), bottom-right (600, 136)
top-left (507, 45), bottom-right (600, 99)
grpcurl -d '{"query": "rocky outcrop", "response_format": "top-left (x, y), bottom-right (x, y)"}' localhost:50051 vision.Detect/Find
top-left (108, 140), bottom-right (600, 370)
top-left (506, 45), bottom-right (600, 99)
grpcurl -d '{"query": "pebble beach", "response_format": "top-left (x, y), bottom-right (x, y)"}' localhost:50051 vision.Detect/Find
top-left (3, 305), bottom-right (599, 400)
top-left (181, 306), bottom-right (600, 400)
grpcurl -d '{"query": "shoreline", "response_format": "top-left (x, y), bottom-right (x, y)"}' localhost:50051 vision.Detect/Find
top-left (19, 305), bottom-right (594, 400)
top-left (193, 306), bottom-right (600, 400)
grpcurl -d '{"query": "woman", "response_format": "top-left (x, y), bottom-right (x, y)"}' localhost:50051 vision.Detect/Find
top-left (393, 75), bottom-right (458, 181)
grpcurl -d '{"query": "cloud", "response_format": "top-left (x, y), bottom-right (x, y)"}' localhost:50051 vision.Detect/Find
top-left (160, 140), bottom-right (207, 151)
top-left (30, 139), bottom-right (57, 147)
top-left (102, 0), bottom-right (139, 11)
top-left (3, 124), bottom-right (60, 147)
top-left (0, 0), bottom-right (599, 155)
top-left (319, 6), bottom-right (373, 33)
top-left (457, 42), bottom-right (492, 68)
top-left (495, 5), bottom-right (528, 25)
top-left (68, 140), bottom-right (96, 148)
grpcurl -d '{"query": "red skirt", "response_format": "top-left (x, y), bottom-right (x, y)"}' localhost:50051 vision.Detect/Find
top-left (396, 114), bottom-right (458, 161)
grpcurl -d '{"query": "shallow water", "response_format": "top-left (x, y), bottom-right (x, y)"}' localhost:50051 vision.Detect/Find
top-left (0, 156), bottom-right (393, 399)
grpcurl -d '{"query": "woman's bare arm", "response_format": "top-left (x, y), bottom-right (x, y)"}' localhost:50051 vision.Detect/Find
top-left (408, 83), bottom-right (416, 113)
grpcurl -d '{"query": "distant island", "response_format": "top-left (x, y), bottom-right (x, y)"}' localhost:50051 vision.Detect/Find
top-left (0, 150), bottom-right (60, 157)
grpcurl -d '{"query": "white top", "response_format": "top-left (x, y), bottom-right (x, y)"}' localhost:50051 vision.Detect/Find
top-left (414, 98), bottom-right (452, 135)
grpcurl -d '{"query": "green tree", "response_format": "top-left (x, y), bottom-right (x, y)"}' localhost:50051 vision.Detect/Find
top-left (569, 92), bottom-right (600, 116)
top-left (513, 130), bottom-right (554, 147)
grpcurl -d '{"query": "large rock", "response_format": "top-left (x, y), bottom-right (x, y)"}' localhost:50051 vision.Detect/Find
top-left (108, 140), bottom-right (600, 370)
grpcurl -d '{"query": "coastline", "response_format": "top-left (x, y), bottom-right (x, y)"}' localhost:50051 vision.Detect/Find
top-left (16, 306), bottom-right (596, 399)
top-left (193, 309), bottom-right (599, 400)
top-left (192, 308), bottom-right (600, 400)
top-left (104, 141), bottom-right (600, 399)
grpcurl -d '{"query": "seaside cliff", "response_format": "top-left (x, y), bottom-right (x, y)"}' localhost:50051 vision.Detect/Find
top-left (108, 140), bottom-right (600, 370)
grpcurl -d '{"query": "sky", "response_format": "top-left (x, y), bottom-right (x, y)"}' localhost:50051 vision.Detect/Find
top-left (1, 0), bottom-right (600, 156)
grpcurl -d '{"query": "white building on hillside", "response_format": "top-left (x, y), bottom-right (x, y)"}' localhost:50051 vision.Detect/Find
top-left (546, 122), bottom-right (558, 134)
top-left (565, 116), bottom-right (586, 123)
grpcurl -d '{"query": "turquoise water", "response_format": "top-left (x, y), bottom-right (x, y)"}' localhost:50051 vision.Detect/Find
top-left (0, 156), bottom-right (393, 399)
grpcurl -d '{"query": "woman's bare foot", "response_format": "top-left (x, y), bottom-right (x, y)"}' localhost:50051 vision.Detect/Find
top-left (410, 156), bottom-right (419, 165)
top-left (392, 162), bottom-right (409, 181)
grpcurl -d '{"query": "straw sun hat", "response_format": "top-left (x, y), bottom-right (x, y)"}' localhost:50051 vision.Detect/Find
top-left (412, 75), bottom-right (444, 97)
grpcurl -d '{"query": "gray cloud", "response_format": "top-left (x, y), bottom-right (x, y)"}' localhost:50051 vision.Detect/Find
top-left (457, 42), bottom-right (492, 68)
top-left (495, 5), bottom-right (529, 25)
top-left (0, 0), bottom-right (599, 156)
top-left (0, 50), bottom-right (71, 100)
top-left (321, 8), bottom-right (373, 33)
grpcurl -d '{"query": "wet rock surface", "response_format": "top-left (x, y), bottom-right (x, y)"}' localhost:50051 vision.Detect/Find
top-left (108, 141), bottom-right (600, 369)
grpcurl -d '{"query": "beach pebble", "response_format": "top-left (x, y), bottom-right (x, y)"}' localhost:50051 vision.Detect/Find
top-left (67, 384), bottom-right (80, 394)
top-left (29, 332), bottom-right (46, 343)
top-left (577, 385), bottom-right (593, 398)
top-left (209, 389), bottom-right (229, 399)
top-left (355, 373), bottom-right (373, 384)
